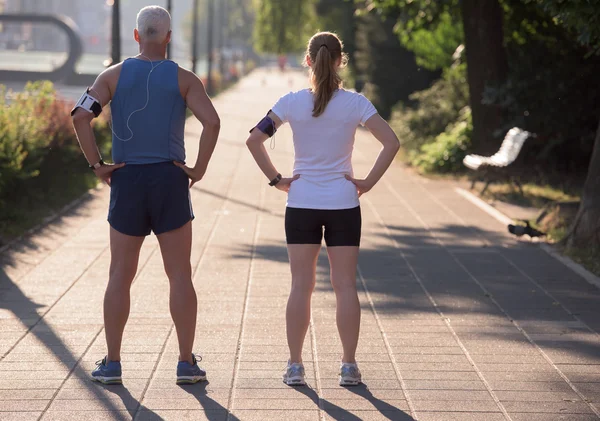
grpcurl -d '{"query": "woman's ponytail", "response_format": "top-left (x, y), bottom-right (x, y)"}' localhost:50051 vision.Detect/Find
top-left (305, 33), bottom-right (346, 117)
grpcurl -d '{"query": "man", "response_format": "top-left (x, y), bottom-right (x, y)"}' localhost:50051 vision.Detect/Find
top-left (72, 5), bottom-right (220, 385)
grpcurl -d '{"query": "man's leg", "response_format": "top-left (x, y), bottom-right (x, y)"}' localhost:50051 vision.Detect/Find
top-left (105, 227), bottom-right (145, 362)
top-left (157, 221), bottom-right (196, 365)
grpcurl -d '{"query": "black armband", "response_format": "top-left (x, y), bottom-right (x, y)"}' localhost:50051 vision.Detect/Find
top-left (71, 88), bottom-right (102, 118)
top-left (250, 111), bottom-right (277, 137)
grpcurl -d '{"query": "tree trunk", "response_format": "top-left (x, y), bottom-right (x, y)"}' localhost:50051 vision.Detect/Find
top-left (461, 0), bottom-right (508, 154)
top-left (566, 118), bottom-right (600, 248)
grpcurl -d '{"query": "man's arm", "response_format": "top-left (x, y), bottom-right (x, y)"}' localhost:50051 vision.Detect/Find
top-left (175, 70), bottom-right (221, 186)
top-left (71, 69), bottom-right (112, 166)
top-left (71, 67), bottom-right (124, 184)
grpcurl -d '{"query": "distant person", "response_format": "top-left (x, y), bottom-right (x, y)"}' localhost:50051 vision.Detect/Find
top-left (278, 54), bottom-right (287, 72)
top-left (246, 32), bottom-right (400, 386)
top-left (71, 5), bottom-right (220, 385)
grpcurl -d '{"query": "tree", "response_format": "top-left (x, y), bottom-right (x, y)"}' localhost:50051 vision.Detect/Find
top-left (366, 0), bottom-right (508, 153)
top-left (460, 0), bottom-right (508, 154)
top-left (530, 0), bottom-right (600, 248)
top-left (253, 0), bottom-right (316, 54)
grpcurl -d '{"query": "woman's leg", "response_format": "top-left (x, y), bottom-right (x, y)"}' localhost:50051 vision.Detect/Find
top-left (327, 246), bottom-right (360, 364)
top-left (286, 244), bottom-right (321, 363)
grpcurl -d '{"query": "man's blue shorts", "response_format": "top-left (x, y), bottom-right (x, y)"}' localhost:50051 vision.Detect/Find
top-left (108, 162), bottom-right (194, 237)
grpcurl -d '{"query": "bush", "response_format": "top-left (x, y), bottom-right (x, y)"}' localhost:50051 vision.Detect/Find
top-left (0, 81), bottom-right (111, 241)
top-left (390, 60), bottom-right (469, 160)
top-left (412, 107), bottom-right (472, 173)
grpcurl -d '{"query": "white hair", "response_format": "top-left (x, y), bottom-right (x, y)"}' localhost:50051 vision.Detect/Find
top-left (136, 6), bottom-right (171, 43)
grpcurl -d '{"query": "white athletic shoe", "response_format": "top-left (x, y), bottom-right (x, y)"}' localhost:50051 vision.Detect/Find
top-left (339, 362), bottom-right (362, 386)
top-left (283, 361), bottom-right (306, 386)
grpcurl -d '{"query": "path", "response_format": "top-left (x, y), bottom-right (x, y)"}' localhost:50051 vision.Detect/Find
top-left (0, 69), bottom-right (599, 421)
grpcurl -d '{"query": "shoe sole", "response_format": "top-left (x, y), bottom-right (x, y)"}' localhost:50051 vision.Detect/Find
top-left (283, 376), bottom-right (306, 386)
top-left (339, 377), bottom-right (361, 386)
top-left (91, 376), bottom-right (122, 385)
top-left (176, 375), bottom-right (207, 385)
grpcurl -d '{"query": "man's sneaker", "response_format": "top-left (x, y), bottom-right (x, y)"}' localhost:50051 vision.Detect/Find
top-left (283, 361), bottom-right (306, 386)
top-left (339, 362), bottom-right (362, 386)
top-left (176, 354), bottom-right (207, 385)
top-left (91, 357), bottom-right (122, 385)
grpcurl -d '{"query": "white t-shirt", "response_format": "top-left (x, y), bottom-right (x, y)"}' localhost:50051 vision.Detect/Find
top-left (271, 89), bottom-right (378, 210)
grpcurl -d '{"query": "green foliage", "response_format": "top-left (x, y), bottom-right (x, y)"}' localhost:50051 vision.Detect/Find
top-left (0, 82), bottom-right (64, 197)
top-left (0, 82), bottom-right (111, 241)
top-left (315, 0), bottom-right (357, 77)
top-left (483, 0), bottom-right (600, 173)
top-left (390, 61), bottom-right (469, 154)
top-left (399, 12), bottom-right (463, 71)
top-left (253, 0), bottom-right (317, 53)
top-left (353, 10), bottom-right (440, 119)
top-left (365, 0), bottom-right (459, 33)
top-left (525, 0), bottom-right (600, 53)
top-left (412, 107), bottom-right (472, 173)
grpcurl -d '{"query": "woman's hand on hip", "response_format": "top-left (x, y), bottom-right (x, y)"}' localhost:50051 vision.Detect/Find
top-left (94, 162), bottom-right (125, 186)
top-left (174, 161), bottom-right (204, 188)
top-left (345, 175), bottom-right (373, 197)
top-left (275, 174), bottom-right (300, 193)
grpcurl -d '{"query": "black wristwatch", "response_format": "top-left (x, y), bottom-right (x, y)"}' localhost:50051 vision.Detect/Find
top-left (89, 159), bottom-right (105, 170)
top-left (269, 173), bottom-right (282, 186)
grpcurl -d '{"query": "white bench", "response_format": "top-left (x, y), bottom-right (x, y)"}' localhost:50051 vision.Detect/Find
top-left (463, 127), bottom-right (534, 195)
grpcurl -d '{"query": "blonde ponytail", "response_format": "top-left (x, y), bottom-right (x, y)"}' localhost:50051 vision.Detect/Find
top-left (305, 32), bottom-right (347, 117)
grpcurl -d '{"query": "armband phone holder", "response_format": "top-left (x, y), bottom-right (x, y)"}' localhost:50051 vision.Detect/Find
top-left (250, 110), bottom-right (277, 137)
top-left (71, 88), bottom-right (102, 118)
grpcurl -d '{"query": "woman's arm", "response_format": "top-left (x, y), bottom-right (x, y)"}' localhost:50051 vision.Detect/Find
top-left (246, 111), bottom-right (298, 192)
top-left (346, 114), bottom-right (400, 195)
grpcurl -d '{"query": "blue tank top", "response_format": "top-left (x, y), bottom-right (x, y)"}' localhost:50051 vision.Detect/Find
top-left (111, 58), bottom-right (186, 164)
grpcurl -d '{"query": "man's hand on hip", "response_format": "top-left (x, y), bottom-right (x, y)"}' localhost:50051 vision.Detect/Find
top-left (94, 163), bottom-right (126, 186)
top-left (174, 161), bottom-right (204, 188)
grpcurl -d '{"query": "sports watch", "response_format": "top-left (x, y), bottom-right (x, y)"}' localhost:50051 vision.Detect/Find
top-left (269, 173), bottom-right (282, 186)
top-left (89, 159), bottom-right (105, 170)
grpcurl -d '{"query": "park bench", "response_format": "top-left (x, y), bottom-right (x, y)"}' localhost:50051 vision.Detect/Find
top-left (463, 127), bottom-right (534, 195)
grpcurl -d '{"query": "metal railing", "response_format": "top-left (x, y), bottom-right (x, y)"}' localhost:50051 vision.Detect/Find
top-left (0, 13), bottom-right (84, 84)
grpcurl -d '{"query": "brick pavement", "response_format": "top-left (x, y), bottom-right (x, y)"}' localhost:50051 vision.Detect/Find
top-left (0, 69), bottom-right (599, 421)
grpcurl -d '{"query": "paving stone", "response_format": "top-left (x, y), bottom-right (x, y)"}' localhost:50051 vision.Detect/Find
top-left (0, 414), bottom-right (44, 421)
top-left (137, 409), bottom-right (227, 421)
top-left (509, 414), bottom-right (600, 421)
top-left (409, 390), bottom-right (493, 401)
top-left (48, 398), bottom-right (136, 411)
top-left (231, 410), bottom-right (319, 420)
top-left (502, 401), bottom-right (594, 414)
top-left (411, 400), bottom-right (501, 412)
top-left (0, 400), bottom-right (50, 411)
top-left (417, 412), bottom-right (505, 421)
top-left (0, 389), bottom-right (55, 400)
top-left (42, 410), bottom-right (134, 421)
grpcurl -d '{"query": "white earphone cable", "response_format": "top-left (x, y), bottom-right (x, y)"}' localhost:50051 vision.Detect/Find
top-left (110, 55), bottom-right (167, 142)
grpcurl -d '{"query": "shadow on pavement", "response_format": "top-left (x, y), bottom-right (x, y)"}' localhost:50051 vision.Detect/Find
top-left (0, 268), bottom-right (163, 420)
top-left (292, 384), bottom-right (414, 420)
top-left (192, 186), bottom-right (284, 218)
top-left (178, 381), bottom-right (239, 421)
top-left (230, 221), bottom-right (600, 380)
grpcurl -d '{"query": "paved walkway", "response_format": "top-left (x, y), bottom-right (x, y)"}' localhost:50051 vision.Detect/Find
top-left (1, 69), bottom-right (599, 421)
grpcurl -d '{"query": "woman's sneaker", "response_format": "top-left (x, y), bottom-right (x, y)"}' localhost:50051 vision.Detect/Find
top-left (91, 357), bottom-right (122, 385)
top-left (283, 361), bottom-right (306, 386)
top-left (339, 362), bottom-right (362, 386)
top-left (176, 354), bottom-right (207, 385)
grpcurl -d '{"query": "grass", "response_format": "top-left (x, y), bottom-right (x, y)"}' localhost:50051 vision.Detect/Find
top-left (481, 182), bottom-right (580, 209)
top-left (563, 246), bottom-right (600, 277)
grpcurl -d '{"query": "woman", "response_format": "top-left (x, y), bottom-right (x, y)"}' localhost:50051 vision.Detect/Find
top-left (246, 32), bottom-right (400, 386)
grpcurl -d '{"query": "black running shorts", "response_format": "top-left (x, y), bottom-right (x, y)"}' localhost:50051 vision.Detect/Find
top-left (285, 206), bottom-right (361, 247)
